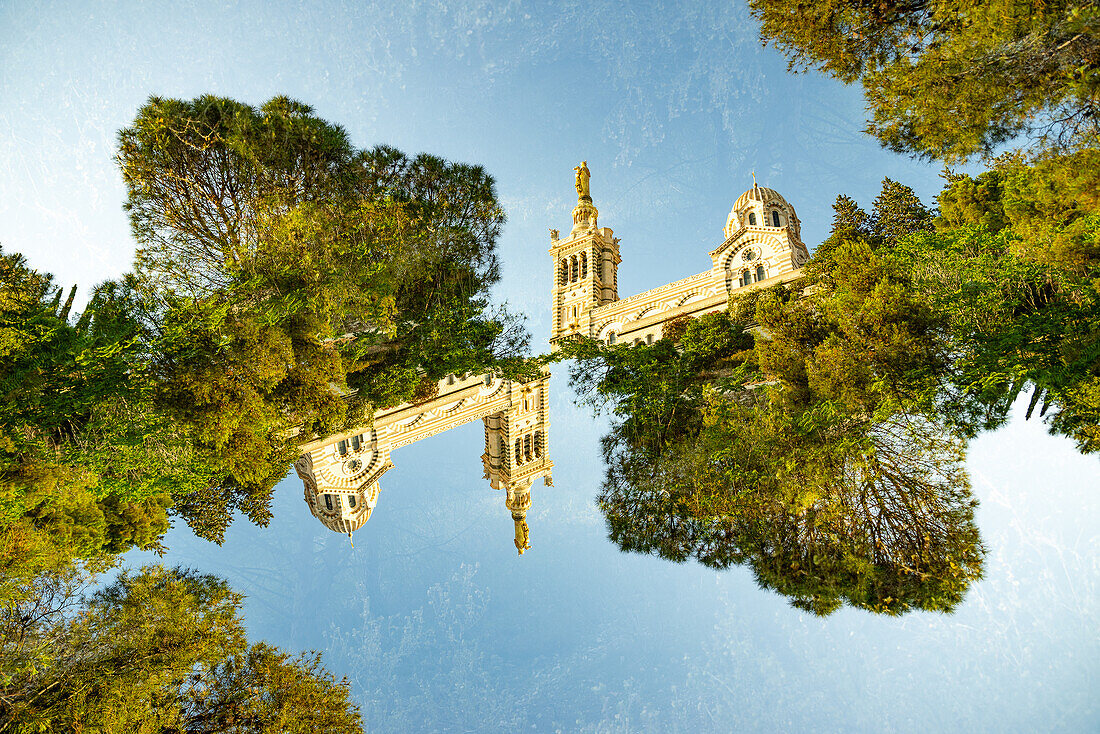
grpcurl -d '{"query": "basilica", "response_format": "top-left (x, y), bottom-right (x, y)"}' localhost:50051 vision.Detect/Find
top-left (294, 162), bottom-right (806, 553)
top-left (550, 162), bottom-right (807, 347)
top-left (294, 371), bottom-right (553, 553)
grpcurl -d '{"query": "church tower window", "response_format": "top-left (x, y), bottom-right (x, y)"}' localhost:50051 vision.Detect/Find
top-left (748, 212), bottom-right (757, 226)
top-left (534, 431), bottom-right (542, 457)
top-left (560, 259), bottom-right (568, 284)
top-left (324, 494), bottom-right (334, 511)
top-left (571, 255), bottom-right (579, 281)
top-left (756, 265), bottom-right (765, 281)
top-left (771, 210), bottom-right (781, 227)
top-left (524, 434), bottom-right (532, 461)
top-left (515, 438), bottom-right (522, 465)
top-left (580, 251), bottom-right (588, 278)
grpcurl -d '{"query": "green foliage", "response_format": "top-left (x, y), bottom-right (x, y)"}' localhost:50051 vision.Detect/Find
top-left (896, 152), bottom-right (1100, 452)
top-left (115, 95), bottom-right (526, 540)
top-left (561, 177), bottom-right (990, 616)
top-left (1, 94), bottom-right (528, 555)
top-left (869, 178), bottom-right (935, 247)
top-left (0, 253), bottom-right (176, 592)
top-left (749, 0), bottom-right (1100, 161)
top-left (0, 564), bottom-right (361, 733)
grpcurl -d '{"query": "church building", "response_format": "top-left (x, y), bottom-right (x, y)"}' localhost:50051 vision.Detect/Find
top-left (550, 162), bottom-right (808, 347)
top-left (295, 162), bottom-right (807, 554)
top-left (295, 371), bottom-right (553, 554)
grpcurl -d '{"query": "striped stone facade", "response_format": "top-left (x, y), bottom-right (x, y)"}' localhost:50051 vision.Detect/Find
top-left (550, 170), bottom-right (809, 347)
top-left (295, 371), bottom-right (552, 552)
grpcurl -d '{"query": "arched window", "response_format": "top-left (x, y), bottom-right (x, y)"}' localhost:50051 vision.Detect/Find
top-left (607, 331), bottom-right (616, 345)
top-left (524, 434), bottom-right (532, 461)
top-left (756, 265), bottom-right (765, 282)
top-left (771, 210), bottom-right (781, 227)
top-left (534, 431), bottom-right (542, 457)
top-left (515, 438), bottom-right (522, 465)
top-left (741, 270), bottom-right (751, 287)
top-left (324, 494), bottom-right (334, 511)
top-left (560, 259), bottom-right (568, 285)
top-left (350, 434), bottom-right (361, 451)
top-left (748, 212), bottom-right (757, 226)
top-left (646, 334), bottom-right (654, 344)
top-left (571, 255), bottom-right (578, 281)
top-left (580, 251), bottom-right (588, 278)
top-left (348, 495), bottom-right (357, 508)
top-left (337, 440), bottom-right (348, 457)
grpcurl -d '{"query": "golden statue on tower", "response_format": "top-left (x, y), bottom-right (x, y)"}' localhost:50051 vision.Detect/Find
top-left (574, 160), bottom-right (591, 201)
top-left (513, 516), bottom-right (531, 555)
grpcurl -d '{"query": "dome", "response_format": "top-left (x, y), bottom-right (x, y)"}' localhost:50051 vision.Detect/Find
top-left (311, 480), bottom-right (381, 535)
top-left (725, 183), bottom-right (799, 239)
top-left (734, 185), bottom-right (790, 212)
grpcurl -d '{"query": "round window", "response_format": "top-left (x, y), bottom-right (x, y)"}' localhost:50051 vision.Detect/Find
top-left (343, 459), bottom-right (362, 475)
top-left (742, 248), bottom-right (757, 262)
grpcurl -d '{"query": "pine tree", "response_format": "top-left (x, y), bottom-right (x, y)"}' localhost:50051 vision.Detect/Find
top-left (748, 0), bottom-right (1100, 161)
top-left (0, 565), bottom-right (362, 732)
top-left (869, 178), bottom-right (934, 247)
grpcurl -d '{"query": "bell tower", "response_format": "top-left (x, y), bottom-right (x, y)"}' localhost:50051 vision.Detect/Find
top-left (482, 372), bottom-right (553, 554)
top-left (549, 161), bottom-right (620, 348)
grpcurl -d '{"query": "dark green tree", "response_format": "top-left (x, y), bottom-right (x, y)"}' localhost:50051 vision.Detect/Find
top-left (0, 564), bottom-right (361, 733)
top-left (0, 252), bottom-right (184, 595)
top-left (117, 95), bottom-right (527, 540)
top-left (749, 0), bottom-right (1100, 161)
top-left (869, 178), bottom-right (935, 248)
top-left (895, 152), bottom-right (1100, 452)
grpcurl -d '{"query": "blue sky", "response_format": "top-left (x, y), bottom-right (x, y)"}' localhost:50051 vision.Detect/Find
top-left (3, 2), bottom-right (1097, 730)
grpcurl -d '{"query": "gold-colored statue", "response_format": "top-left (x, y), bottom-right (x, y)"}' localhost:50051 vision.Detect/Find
top-left (574, 161), bottom-right (591, 200)
top-left (513, 516), bottom-right (530, 555)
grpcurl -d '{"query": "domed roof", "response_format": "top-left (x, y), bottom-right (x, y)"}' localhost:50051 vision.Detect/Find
top-left (724, 183), bottom-right (799, 240)
top-left (734, 184), bottom-right (791, 211)
top-left (317, 509), bottom-right (373, 534)
top-left (312, 480), bottom-right (381, 535)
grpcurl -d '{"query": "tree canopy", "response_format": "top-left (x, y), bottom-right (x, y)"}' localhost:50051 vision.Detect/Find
top-left (0, 94), bottom-right (529, 582)
top-left (0, 563), bottom-right (361, 733)
top-left (749, 0), bottom-right (1100, 161)
top-left (558, 178), bottom-right (989, 616)
top-left (0, 252), bottom-right (182, 599)
top-left (898, 151), bottom-right (1100, 452)
top-left (116, 95), bottom-right (526, 542)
